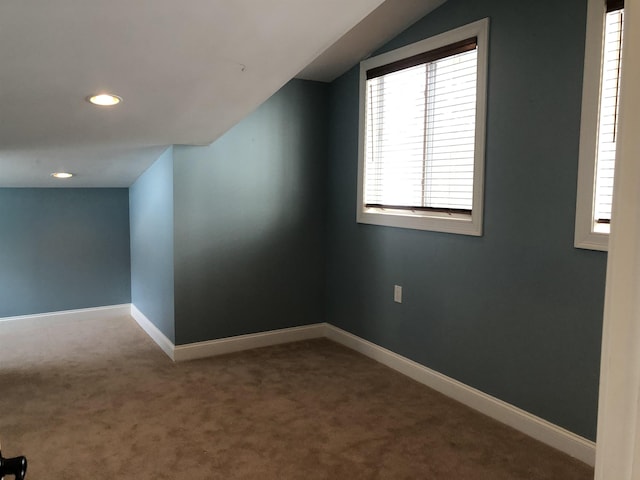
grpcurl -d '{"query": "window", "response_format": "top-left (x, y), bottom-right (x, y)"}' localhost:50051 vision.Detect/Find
top-left (356, 19), bottom-right (489, 235)
top-left (575, 0), bottom-right (624, 251)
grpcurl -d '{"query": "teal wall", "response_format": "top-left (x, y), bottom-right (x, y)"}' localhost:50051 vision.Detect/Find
top-left (0, 188), bottom-right (131, 317)
top-left (172, 80), bottom-right (329, 345)
top-left (130, 147), bottom-right (175, 342)
top-left (325, 0), bottom-right (606, 440)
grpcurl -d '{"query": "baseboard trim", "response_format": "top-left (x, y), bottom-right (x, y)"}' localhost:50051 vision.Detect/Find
top-left (0, 304), bottom-right (131, 328)
top-left (324, 324), bottom-right (596, 466)
top-left (173, 323), bottom-right (326, 362)
top-left (130, 305), bottom-right (175, 361)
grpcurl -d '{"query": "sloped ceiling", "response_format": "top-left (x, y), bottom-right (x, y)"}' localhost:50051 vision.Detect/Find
top-left (298, 0), bottom-right (446, 82)
top-left (0, 0), bottom-right (445, 187)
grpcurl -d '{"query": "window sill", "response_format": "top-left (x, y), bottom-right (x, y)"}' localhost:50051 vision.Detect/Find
top-left (574, 230), bottom-right (609, 251)
top-left (357, 208), bottom-right (482, 236)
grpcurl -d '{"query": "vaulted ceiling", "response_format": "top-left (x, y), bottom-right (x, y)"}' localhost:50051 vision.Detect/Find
top-left (0, 0), bottom-right (445, 187)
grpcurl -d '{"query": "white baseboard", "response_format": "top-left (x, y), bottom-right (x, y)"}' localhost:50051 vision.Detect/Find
top-left (0, 304), bottom-right (131, 328)
top-left (173, 323), bottom-right (326, 362)
top-left (130, 304), bottom-right (175, 361)
top-left (129, 303), bottom-right (325, 363)
top-left (324, 324), bottom-right (596, 466)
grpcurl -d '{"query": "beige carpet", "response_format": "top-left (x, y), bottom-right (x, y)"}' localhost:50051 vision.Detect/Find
top-left (0, 315), bottom-right (593, 479)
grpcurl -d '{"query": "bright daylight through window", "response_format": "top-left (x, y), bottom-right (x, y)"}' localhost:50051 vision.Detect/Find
top-left (357, 19), bottom-right (488, 235)
top-left (575, 0), bottom-right (624, 251)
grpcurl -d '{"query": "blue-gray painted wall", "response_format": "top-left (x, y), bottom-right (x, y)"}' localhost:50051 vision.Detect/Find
top-left (172, 80), bottom-right (328, 345)
top-left (0, 188), bottom-right (131, 317)
top-left (129, 147), bottom-right (176, 342)
top-left (325, 0), bottom-right (607, 440)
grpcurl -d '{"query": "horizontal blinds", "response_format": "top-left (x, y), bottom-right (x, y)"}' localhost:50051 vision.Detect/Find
top-left (367, 37), bottom-right (477, 80)
top-left (594, 6), bottom-right (624, 224)
top-left (364, 43), bottom-right (477, 211)
top-left (607, 0), bottom-right (623, 13)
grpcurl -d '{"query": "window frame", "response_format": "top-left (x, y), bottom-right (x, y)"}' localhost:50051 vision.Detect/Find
top-left (356, 18), bottom-right (489, 236)
top-left (575, 0), bottom-right (623, 251)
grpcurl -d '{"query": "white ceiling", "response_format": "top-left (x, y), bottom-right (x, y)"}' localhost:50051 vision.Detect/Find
top-left (0, 0), bottom-right (445, 187)
top-left (298, 0), bottom-right (446, 83)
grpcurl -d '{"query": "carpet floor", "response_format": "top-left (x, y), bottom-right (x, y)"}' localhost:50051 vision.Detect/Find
top-left (0, 315), bottom-right (593, 479)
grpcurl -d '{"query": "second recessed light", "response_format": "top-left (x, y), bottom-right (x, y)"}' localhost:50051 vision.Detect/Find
top-left (88, 93), bottom-right (122, 106)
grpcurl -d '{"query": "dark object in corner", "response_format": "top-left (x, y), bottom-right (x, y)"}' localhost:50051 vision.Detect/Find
top-left (0, 446), bottom-right (27, 480)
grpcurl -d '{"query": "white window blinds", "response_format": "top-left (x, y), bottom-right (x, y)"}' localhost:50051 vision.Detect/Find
top-left (595, 2), bottom-right (624, 225)
top-left (363, 38), bottom-right (478, 213)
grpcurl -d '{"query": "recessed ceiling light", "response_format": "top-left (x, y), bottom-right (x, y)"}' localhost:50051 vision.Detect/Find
top-left (51, 172), bottom-right (74, 179)
top-left (87, 94), bottom-right (122, 106)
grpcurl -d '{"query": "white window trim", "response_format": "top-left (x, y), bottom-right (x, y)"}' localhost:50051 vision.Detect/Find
top-left (575, 0), bottom-right (613, 252)
top-left (356, 18), bottom-right (489, 236)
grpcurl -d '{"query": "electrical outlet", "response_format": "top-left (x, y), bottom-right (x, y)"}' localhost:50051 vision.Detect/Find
top-left (394, 285), bottom-right (402, 303)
